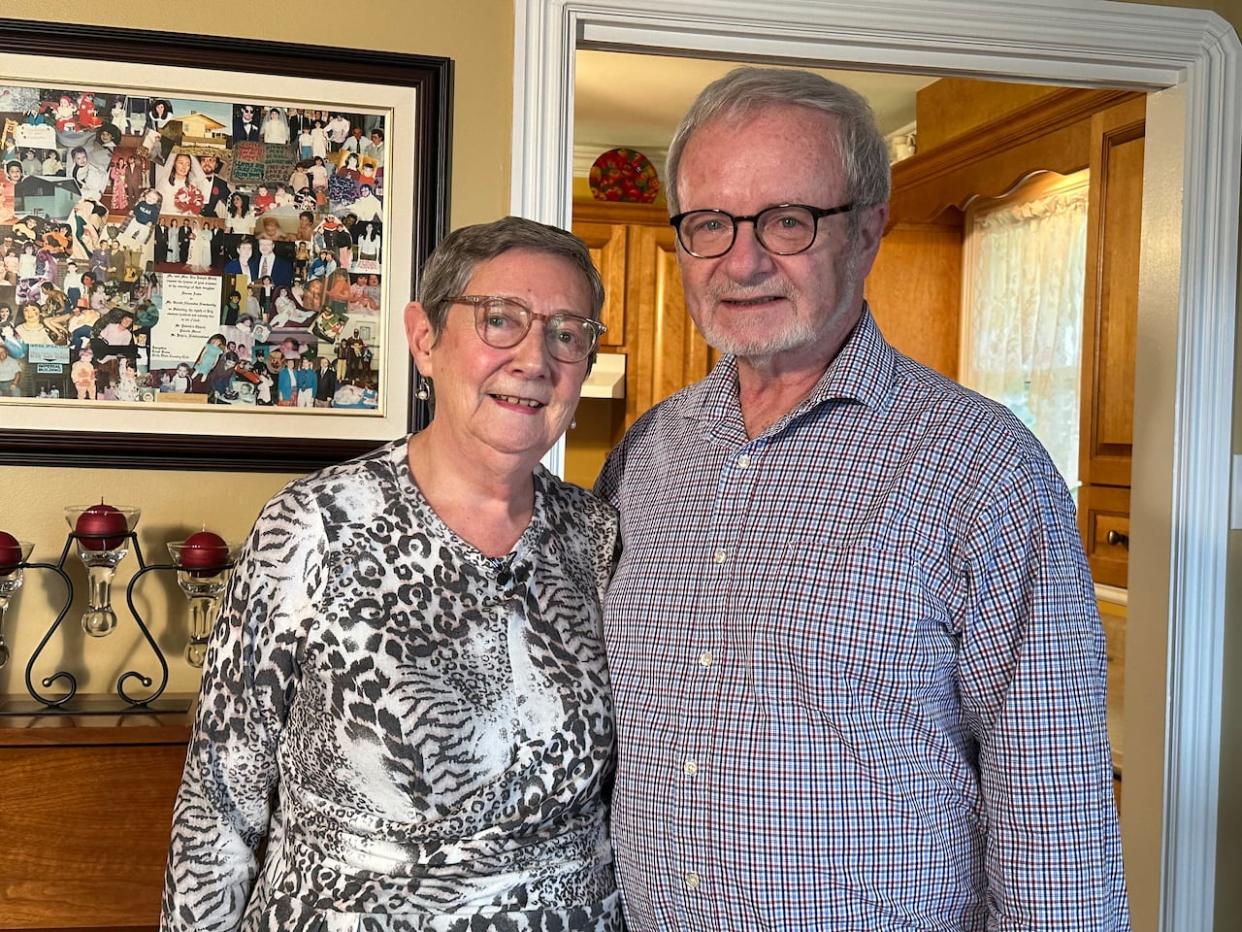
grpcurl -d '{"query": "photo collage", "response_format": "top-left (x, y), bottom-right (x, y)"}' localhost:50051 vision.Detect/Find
top-left (0, 84), bottom-right (387, 410)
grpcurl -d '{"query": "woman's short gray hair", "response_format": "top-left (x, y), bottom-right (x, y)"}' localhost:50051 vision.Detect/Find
top-left (417, 216), bottom-right (604, 338)
top-left (665, 67), bottom-right (891, 218)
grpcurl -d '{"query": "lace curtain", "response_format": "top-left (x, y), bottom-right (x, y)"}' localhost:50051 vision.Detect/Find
top-left (965, 182), bottom-right (1089, 490)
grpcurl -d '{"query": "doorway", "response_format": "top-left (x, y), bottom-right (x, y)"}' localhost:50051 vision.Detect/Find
top-left (512, 2), bottom-right (1240, 931)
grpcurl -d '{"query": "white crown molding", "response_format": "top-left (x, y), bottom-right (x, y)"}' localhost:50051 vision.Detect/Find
top-left (513, 9), bottom-right (1240, 928)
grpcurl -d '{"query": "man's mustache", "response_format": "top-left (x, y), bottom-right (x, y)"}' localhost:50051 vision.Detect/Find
top-left (704, 279), bottom-right (794, 303)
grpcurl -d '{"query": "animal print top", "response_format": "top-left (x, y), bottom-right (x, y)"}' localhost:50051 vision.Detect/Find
top-left (160, 438), bottom-right (622, 932)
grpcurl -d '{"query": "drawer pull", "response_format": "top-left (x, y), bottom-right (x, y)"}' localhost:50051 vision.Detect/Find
top-left (1106, 530), bottom-right (1130, 549)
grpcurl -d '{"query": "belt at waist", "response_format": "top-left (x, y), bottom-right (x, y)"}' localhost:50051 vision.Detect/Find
top-left (265, 796), bottom-right (616, 913)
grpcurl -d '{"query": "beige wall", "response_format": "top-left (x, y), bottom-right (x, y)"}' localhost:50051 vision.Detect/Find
top-left (0, 0), bottom-right (513, 694)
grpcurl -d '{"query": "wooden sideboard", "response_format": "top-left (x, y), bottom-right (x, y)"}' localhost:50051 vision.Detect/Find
top-left (0, 701), bottom-right (191, 931)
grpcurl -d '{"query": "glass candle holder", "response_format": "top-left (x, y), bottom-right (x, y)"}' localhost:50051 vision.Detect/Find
top-left (168, 537), bottom-right (235, 668)
top-left (65, 504), bottom-right (141, 638)
top-left (0, 539), bottom-right (34, 669)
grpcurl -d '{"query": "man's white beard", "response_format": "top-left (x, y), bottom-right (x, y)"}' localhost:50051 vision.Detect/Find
top-left (694, 242), bottom-right (862, 363)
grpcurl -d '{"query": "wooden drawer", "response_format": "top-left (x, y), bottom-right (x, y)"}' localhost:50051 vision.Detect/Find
top-left (1079, 484), bottom-right (1130, 589)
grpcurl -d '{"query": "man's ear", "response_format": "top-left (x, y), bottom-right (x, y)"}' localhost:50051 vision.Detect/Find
top-left (853, 202), bottom-right (889, 282)
top-left (404, 300), bottom-right (436, 380)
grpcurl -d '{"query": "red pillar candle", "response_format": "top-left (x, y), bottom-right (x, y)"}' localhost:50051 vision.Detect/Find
top-left (0, 531), bottom-right (22, 576)
top-left (178, 531), bottom-right (230, 573)
top-left (74, 503), bottom-right (129, 551)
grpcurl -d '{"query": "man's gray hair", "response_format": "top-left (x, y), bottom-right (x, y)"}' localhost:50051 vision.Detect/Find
top-left (665, 67), bottom-right (891, 217)
top-left (417, 216), bottom-right (605, 338)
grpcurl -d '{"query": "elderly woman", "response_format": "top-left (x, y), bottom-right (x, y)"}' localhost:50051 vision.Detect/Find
top-left (161, 216), bottom-right (618, 931)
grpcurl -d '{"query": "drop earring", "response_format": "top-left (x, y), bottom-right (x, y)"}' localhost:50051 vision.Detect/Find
top-left (416, 386), bottom-right (429, 400)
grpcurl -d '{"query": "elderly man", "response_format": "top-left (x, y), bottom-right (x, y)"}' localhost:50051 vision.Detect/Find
top-left (341, 126), bottom-right (367, 154)
top-left (597, 68), bottom-right (1128, 930)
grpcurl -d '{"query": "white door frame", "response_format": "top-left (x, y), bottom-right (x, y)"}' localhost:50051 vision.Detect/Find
top-left (513, 2), bottom-right (1241, 929)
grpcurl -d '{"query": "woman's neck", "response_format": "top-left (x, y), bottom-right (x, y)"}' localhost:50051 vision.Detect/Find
top-left (406, 426), bottom-right (537, 558)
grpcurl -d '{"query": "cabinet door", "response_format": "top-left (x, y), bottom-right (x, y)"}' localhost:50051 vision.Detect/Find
top-left (625, 225), bottom-right (713, 429)
top-left (865, 218), bottom-right (963, 380)
top-left (571, 220), bottom-right (627, 349)
top-left (0, 738), bottom-right (188, 929)
top-left (1079, 97), bottom-right (1144, 491)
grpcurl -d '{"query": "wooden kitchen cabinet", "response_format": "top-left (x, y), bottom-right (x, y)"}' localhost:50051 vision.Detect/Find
top-left (865, 216), bottom-right (964, 380)
top-left (568, 219), bottom-right (626, 351)
top-left (1078, 96), bottom-right (1145, 587)
top-left (1079, 484), bottom-right (1131, 590)
top-left (572, 199), bottom-right (716, 444)
top-left (623, 223), bottom-right (714, 427)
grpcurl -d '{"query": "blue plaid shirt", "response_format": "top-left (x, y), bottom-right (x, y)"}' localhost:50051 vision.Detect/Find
top-left (597, 308), bottom-right (1128, 931)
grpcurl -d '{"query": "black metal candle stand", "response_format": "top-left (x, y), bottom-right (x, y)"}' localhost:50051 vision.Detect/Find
top-left (0, 530), bottom-right (213, 716)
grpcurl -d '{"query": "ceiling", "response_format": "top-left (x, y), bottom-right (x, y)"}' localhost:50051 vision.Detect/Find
top-left (574, 50), bottom-right (937, 160)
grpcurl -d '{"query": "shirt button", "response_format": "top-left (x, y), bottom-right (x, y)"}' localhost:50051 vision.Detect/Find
top-left (713, 548), bottom-right (727, 564)
top-left (683, 759), bottom-right (698, 776)
top-left (737, 453), bottom-right (751, 469)
top-left (684, 871), bottom-right (701, 891)
top-left (698, 650), bottom-right (714, 667)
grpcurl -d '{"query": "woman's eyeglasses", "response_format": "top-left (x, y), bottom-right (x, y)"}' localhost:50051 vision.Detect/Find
top-left (447, 295), bottom-right (606, 364)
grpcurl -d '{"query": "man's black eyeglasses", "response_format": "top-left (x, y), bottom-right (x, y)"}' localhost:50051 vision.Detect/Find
top-left (669, 202), bottom-right (855, 258)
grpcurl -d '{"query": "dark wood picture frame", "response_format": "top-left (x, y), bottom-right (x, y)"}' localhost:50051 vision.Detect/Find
top-left (0, 19), bottom-right (447, 471)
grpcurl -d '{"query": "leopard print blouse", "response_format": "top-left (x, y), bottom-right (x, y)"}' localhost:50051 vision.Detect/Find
top-left (160, 438), bottom-right (622, 931)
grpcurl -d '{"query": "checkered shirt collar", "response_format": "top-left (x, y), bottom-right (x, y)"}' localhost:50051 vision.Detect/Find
top-left (681, 303), bottom-right (897, 442)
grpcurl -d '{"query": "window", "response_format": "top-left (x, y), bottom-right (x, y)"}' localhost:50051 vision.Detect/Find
top-left (959, 169), bottom-right (1089, 491)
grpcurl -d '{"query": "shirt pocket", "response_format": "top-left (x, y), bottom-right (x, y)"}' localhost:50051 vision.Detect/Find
top-left (752, 538), bottom-right (937, 718)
